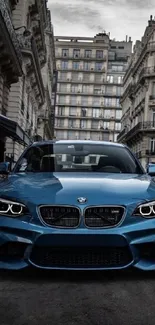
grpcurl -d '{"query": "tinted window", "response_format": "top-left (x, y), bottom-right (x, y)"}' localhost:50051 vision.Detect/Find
top-left (14, 143), bottom-right (143, 174)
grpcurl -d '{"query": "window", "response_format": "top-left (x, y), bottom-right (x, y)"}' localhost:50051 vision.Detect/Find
top-left (95, 75), bottom-right (102, 83)
top-left (103, 122), bottom-right (110, 129)
top-left (61, 61), bottom-right (68, 69)
top-left (95, 62), bottom-right (102, 71)
top-left (56, 119), bottom-right (64, 127)
top-left (59, 96), bottom-right (66, 104)
top-left (118, 46), bottom-right (124, 49)
top-left (73, 49), bottom-right (80, 58)
top-left (14, 143), bottom-right (143, 174)
top-left (93, 109), bottom-right (100, 118)
top-left (80, 120), bottom-right (87, 128)
top-left (115, 122), bottom-right (121, 131)
top-left (68, 119), bottom-right (77, 128)
top-left (83, 74), bottom-right (90, 82)
top-left (150, 139), bottom-right (155, 153)
top-left (103, 133), bottom-right (110, 141)
top-left (68, 131), bottom-right (77, 140)
top-left (70, 95), bottom-right (77, 105)
top-left (94, 88), bottom-right (102, 94)
top-left (96, 50), bottom-right (103, 58)
top-left (83, 85), bottom-right (90, 93)
top-left (104, 98), bottom-right (112, 107)
top-left (85, 50), bottom-right (92, 58)
top-left (107, 75), bottom-right (114, 83)
top-left (104, 110), bottom-right (111, 118)
top-left (114, 133), bottom-right (119, 142)
top-left (73, 61), bottom-right (80, 70)
top-left (91, 132), bottom-right (100, 141)
top-left (116, 98), bottom-right (120, 107)
top-left (118, 76), bottom-right (123, 84)
top-left (84, 62), bottom-right (91, 71)
top-left (116, 110), bottom-right (122, 119)
top-left (71, 84), bottom-right (78, 93)
top-left (59, 84), bottom-right (67, 92)
top-left (93, 97), bottom-right (100, 106)
top-left (112, 65), bottom-right (123, 72)
top-left (62, 49), bottom-right (69, 57)
top-left (81, 108), bottom-right (87, 117)
top-left (59, 72), bottom-right (67, 80)
top-left (69, 107), bottom-right (77, 116)
top-left (56, 131), bottom-right (65, 139)
top-left (58, 106), bottom-right (65, 116)
top-left (72, 73), bottom-right (79, 81)
top-left (92, 121), bottom-right (99, 129)
top-left (105, 86), bottom-right (113, 95)
top-left (116, 87), bottom-right (122, 96)
top-left (79, 131), bottom-right (87, 140)
top-left (81, 97), bottom-right (88, 106)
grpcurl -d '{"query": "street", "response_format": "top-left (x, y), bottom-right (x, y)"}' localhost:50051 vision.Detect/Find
top-left (0, 269), bottom-right (154, 325)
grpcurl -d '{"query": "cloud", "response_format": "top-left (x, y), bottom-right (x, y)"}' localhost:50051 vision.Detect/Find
top-left (48, 0), bottom-right (155, 43)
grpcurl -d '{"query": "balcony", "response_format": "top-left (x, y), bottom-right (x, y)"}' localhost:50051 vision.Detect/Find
top-left (121, 81), bottom-right (135, 101)
top-left (0, 0), bottom-right (22, 83)
top-left (18, 34), bottom-right (44, 105)
top-left (139, 66), bottom-right (155, 84)
top-left (56, 53), bottom-right (107, 61)
top-left (57, 66), bottom-right (106, 73)
top-left (118, 121), bottom-right (155, 142)
top-left (29, 0), bottom-right (47, 66)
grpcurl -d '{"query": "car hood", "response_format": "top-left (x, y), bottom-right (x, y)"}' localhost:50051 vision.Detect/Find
top-left (0, 172), bottom-right (155, 206)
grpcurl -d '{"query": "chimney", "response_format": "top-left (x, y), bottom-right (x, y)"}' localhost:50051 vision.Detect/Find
top-left (126, 35), bottom-right (128, 42)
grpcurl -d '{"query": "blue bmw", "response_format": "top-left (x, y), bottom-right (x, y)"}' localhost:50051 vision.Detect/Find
top-left (0, 140), bottom-right (155, 271)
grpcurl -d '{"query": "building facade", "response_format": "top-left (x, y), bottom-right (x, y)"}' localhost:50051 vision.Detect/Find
top-left (0, 0), bottom-right (56, 164)
top-left (54, 33), bottom-right (132, 141)
top-left (36, 10), bottom-right (57, 141)
top-left (118, 16), bottom-right (155, 168)
top-left (0, 0), bottom-right (23, 162)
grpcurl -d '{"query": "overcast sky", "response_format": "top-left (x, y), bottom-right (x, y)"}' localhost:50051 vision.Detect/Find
top-left (48, 0), bottom-right (155, 44)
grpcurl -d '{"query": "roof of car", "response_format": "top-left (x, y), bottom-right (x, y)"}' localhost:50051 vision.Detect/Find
top-left (31, 140), bottom-right (125, 147)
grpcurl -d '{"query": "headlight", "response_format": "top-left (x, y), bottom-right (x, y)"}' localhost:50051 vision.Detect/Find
top-left (133, 201), bottom-right (155, 218)
top-left (0, 198), bottom-right (29, 217)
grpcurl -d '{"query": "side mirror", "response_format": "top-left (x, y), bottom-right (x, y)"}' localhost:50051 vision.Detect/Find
top-left (0, 162), bottom-right (10, 175)
top-left (147, 164), bottom-right (155, 177)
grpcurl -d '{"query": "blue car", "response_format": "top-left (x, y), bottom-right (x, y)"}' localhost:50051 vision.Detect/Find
top-left (0, 140), bottom-right (155, 271)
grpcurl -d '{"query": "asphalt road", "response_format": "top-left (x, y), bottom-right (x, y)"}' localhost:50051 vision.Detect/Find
top-left (0, 268), bottom-right (155, 325)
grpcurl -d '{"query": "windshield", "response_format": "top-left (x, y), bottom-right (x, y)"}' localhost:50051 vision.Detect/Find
top-left (14, 142), bottom-right (143, 174)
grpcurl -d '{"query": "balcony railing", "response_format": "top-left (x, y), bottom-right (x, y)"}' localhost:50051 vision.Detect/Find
top-left (118, 121), bottom-right (155, 142)
top-left (57, 66), bottom-right (106, 73)
top-left (139, 66), bottom-right (155, 82)
top-left (56, 53), bottom-right (106, 60)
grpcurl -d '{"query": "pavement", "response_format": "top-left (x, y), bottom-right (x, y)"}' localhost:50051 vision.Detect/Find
top-left (0, 268), bottom-right (155, 325)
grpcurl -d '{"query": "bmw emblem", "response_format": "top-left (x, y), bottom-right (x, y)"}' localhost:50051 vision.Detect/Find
top-left (77, 197), bottom-right (87, 204)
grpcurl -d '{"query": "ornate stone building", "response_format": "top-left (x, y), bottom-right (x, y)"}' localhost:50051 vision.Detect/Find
top-left (0, 0), bottom-right (23, 162)
top-left (37, 10), bottom-right (57, 140)
top-left (117, 16), bottom-right (155, 168)
top-left (0, 0), bottom-right (56, 163)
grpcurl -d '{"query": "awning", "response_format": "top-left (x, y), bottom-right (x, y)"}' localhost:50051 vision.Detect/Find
top-left (0, 115), bottom-right (31, 146)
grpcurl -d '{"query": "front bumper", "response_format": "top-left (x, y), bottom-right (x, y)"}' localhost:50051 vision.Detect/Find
top-left (1, 216), bottom-right (155, 271)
